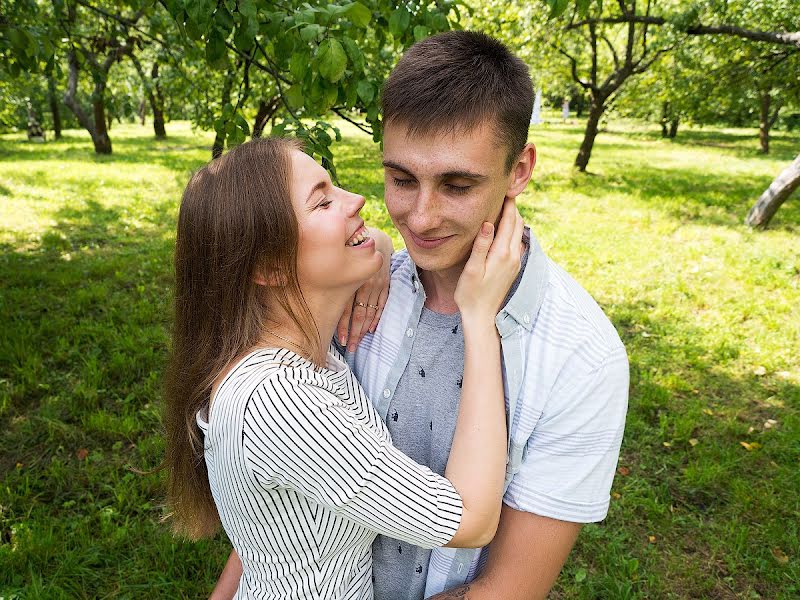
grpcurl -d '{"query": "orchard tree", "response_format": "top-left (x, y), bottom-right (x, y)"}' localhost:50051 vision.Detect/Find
top-left (157, 0), bottom-right (459, 167)
top-left (544, 0), bottom-right (800, 228)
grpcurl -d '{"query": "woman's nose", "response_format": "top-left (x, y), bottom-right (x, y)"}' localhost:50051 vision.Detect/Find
top-left (345, 190), bottom-right (366, 215)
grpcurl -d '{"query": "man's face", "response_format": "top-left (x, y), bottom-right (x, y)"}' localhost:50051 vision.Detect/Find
top-left (382, 120), bottom-right (514, 275)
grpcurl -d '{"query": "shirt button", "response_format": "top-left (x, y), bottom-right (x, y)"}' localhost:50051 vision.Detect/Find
top-left (383, 389), bottom-right (391, 398)
top-left (406, 328), bottom-right (414, 337)
top-left (523, 314), bottom-right (531, 324)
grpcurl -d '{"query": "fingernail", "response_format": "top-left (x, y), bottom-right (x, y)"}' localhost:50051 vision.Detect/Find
top-left (340, 335), bottom-right (347, 346)
top-left (482, 223), bottom-right (492, 235)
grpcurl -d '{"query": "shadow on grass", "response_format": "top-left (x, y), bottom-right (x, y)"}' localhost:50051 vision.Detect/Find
top-left (568, 163), bottom-right (800, 231)
top-left (568, 299), bottom-right (800, 598)
top-left (0, 132), bottom-right (210, 174)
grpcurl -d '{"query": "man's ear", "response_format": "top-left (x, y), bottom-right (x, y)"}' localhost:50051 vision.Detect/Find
top-left (505, 143), bottom-right (536, 200)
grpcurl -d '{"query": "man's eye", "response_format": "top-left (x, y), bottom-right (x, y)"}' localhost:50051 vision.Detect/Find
top-left (445, 184), bottom-right (471, 195)
top-left (393, 177), bottom-right (413, 187)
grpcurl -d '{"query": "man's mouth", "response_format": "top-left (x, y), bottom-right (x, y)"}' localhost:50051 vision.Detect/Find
top-left (408, 229), bottom-right (452, 249)
top-left (346, 225), bottom-right (371, 247)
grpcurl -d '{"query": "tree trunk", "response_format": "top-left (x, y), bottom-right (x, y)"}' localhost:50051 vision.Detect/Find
top-left (660, 101), bottom-right (670, 138)
top-left (94, 86), bottom-right (113, 154)
top-left (759, 91), bottom-right (771, 154)
top-left (575, 98), bottom-right (604, 172)
top-left (252, 96), bottom-right (280, 138)
top-left (64, 51), bottom-right (112, 154)
top-left (745, 153), bottom-right (800, 228)
top-left (131, 56), bottom-right (167, 139)
top-left (669, 117), bottom-right (679, 139)
top-left (151, 63), bottom-right (166, 139)
top-left (47, 76), bottom-right (62, 140)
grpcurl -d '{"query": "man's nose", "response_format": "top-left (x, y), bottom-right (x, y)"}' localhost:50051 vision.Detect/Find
top-left (407, 186), bottom-right (441, 231)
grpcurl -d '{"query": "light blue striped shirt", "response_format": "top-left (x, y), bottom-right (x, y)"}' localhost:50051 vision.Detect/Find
top-left (345, 228), bottom-right (629, 596)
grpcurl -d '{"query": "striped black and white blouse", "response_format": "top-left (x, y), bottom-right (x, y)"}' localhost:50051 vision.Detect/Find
top-left (196, 347), bottom-right (463, 599)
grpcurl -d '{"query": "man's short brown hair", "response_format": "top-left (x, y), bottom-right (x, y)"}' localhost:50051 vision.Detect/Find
top-left (382, 30), bottom-right (533, 172)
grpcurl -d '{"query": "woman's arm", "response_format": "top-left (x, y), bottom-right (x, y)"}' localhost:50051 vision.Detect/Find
top-left (443, 198), bottom-right (525, 548)
top-left (209, 550), bottom-right (242, 600)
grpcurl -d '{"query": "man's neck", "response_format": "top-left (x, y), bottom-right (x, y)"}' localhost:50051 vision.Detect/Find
top-left (419, 263), bottom-right (464, 314)
top-left (418, 239), bottom-right (528, 315)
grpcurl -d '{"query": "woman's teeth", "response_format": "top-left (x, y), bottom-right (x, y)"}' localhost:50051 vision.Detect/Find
top-left (346, 227), bottom-right (370, 247)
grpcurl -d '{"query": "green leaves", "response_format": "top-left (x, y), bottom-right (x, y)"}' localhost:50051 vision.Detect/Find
top-left (546, 0), bottom-right (570, 19)
top-left (345, 2), bottom-right (373, 28)
top-left (389, 7), bottom-right (411, 38)
top-left (356, 80), bottom-right (375, 104)
top-left (317, 38), bottom-right (348, 83)
top-left (205, 29), bottom-right (227, 69)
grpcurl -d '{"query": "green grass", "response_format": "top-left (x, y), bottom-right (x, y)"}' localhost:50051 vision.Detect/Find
top-left (1, 119), bottom-right (798, 599)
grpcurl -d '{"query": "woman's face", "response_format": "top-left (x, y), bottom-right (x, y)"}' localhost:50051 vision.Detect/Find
top-left (289, 149), bottom-right (383, 295)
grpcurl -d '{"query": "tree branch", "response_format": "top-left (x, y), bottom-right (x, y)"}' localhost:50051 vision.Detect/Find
top-left (554, 45), bottom-right (592, 90)
top-left (333, 108), bottom-right (373, 136)
top-left (568, 15), bottom-right (800, 51)
top-left (599, 33), bottom-right (620, 71)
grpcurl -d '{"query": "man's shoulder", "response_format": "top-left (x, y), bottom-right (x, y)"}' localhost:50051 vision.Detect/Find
top-left (532, 257), bottom-right (625, 366)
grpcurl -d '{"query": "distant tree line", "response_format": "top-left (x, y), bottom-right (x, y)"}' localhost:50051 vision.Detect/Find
top-left (1, 0), bottom-right (798, 227)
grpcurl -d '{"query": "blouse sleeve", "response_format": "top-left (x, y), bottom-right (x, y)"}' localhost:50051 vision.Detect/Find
top-left (241, 371), bottom-right (462, 549)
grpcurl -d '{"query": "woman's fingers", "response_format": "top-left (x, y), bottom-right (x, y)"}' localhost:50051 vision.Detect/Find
top-left (337, 294), bottom-right (355, 347)
top-left (356, 285), bottom-right (381, 343)
top-left (463, 222), bottom-right (495, 275)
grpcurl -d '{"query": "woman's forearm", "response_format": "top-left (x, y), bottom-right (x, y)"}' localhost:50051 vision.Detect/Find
top-left (209, 550), bottom-right (243, 600)
top-left (444, 317), bottom-right (506, 548)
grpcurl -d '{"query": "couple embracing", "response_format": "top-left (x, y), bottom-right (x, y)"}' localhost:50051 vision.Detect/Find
top-left (164, 31), bottom-right (629, 600)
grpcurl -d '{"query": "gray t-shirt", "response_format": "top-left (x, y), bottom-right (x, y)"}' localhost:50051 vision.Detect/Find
top-left (372, 247), bottom-right (529, 600)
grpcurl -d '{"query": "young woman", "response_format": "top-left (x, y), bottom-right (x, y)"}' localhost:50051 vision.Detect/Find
top-left (164, 137), bottom-right (523, 599)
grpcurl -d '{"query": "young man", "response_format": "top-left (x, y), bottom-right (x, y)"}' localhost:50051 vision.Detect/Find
top-left (211, 31), bottom-right (628, 600)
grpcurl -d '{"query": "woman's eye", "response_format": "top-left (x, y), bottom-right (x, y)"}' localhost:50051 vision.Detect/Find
top-left (445, 184), bottom-right (471, 195)
top-left (317, 199), bottom-right (332, 209)
top-left (393, 177), bottom-right (413, 187)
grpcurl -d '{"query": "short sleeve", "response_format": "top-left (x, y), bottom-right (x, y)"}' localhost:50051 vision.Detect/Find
top-left (241, 372), bottom-right (462, 548)
top-left (504, 344), bottom-right (629, 522)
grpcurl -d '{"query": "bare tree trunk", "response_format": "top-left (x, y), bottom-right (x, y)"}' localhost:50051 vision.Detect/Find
top-left (759, 91), bottom-right (771, 154)
top-left (758, 90), bottom-right (782, 155)
top-left (131, 55), bottom-right (167, 138)
top-left (252, 96), bottom-right (280, 138)
top-left (47, 76), bottom-right (62, 140)
top-left (660, 101), bottom-right (670, 138)
top-left (94, 84), bottom-right (112, 154)
top-left (575, 98), bottom-right (604, 172)
top-left (151, 62), bottom-right (166, 139)
top-left (669, 117), bottom-right (679, 139)
top-left (64, 51), bottom-right (111, 154)
top-left (746, 153), bottom-right (800, 228)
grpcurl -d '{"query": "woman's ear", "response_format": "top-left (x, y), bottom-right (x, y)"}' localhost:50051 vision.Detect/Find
top-left (253, 268), bottom-right (287, 287)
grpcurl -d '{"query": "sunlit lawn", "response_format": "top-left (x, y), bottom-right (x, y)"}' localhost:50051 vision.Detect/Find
top-left (1, 118), bottom-right (798, 598)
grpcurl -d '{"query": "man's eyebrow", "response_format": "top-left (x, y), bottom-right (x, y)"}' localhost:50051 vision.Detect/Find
top-left (382, 161), bottom-right (487, 181)
top-left (441, 170), bottom-right (488, 181)
top-left (382, 160), bottom-right (413, 176)
top-left (305, 180), bottom-right (327, 204)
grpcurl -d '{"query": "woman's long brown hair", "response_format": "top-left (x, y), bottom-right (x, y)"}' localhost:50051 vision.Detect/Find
top-left (164, 137), bottom-right (320, 539)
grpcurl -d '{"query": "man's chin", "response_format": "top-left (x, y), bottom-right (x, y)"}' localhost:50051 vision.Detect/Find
top-left (405, 246), bottom-right (465, 275)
